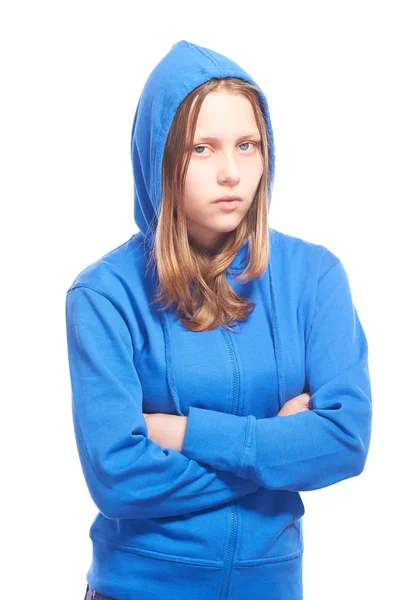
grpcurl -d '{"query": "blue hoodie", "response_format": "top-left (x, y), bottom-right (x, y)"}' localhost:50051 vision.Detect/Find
top-left (65, 40), bottom-right (372, 600)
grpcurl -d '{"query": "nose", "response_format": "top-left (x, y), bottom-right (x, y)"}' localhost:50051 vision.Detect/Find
top-left (217, 154), bottom-right (240, 185)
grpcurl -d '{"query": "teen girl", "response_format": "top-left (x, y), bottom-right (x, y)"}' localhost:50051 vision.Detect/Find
top-left (66, 40), bottom-right (372, 600)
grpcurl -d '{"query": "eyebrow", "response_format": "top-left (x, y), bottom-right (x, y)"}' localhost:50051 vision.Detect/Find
top-left (193, 132), bottom-right (261, 143)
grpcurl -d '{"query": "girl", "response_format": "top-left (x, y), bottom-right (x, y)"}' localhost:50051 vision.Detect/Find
top-left (65, 40), bottom-right (372, 600)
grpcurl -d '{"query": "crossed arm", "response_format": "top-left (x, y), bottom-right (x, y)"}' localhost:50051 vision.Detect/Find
top-left (144, 392), bottom-right (311, 452)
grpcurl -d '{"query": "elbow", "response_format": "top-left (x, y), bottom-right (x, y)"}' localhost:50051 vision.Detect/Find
top-left (86, 468), bottom-right (153, 520)
top-left (353, 442), bottom-right (370, 478)
top-left (344, 398), bottom-right (372, 479)
top-left (98, 506), bottom-right (120, 520)
top-left (354, 415), bottom-right (372, 477)
top-left (348, 432), bottom-right (371, 479)
top-left (83, 467), bottom-right (137, 520)
top-left (90, 487), bottom-right (138, 520)
top-left (88, 484), bottom-right (125, 520)
top-left (82, 441), bottom-right (149, 520)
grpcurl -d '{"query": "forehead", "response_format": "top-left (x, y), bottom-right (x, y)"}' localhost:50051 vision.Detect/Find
top-left (192, 91), bottom-right (259, 136)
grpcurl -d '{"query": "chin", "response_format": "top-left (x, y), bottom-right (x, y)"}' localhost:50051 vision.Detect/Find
top-left (215, 218), bottom-right (244, 232)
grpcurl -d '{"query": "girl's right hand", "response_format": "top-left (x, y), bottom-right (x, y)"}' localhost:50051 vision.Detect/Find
top-left (277, 392), bottom-right (311, 417)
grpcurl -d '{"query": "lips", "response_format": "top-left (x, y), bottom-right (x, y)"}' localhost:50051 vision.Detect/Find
top-left (214, 196), bottom-right (243, 203)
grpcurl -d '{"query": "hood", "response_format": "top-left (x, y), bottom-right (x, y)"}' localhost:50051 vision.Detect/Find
top-left (130, 39), bottom-right (276, 272)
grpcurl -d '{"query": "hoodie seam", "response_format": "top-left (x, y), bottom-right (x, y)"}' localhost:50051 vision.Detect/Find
top-left (66, 284), bottom-right (133, 341)
top-left (194, 46), bottom-right (223, 72)
top-left (90, 533), bottom-right (225, 567)
top-left (237, 415), bottom-right (255, 477)
top-left (304, 256), bottom-right (341, 352)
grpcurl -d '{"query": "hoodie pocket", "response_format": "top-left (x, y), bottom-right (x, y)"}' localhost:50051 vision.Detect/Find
top-left (234, 489), bottom-right (305, 563)
top-left (118, 502), bottom-right (229, 565)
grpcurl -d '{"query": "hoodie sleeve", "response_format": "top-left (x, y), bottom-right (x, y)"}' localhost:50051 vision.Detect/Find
top-left (181, 254), bottom-right (373, 492)
top-left (65, 285), bottom-right (260, 520)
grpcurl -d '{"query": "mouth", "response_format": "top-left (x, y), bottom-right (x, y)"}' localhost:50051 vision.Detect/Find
top-left (213, 195), bottom-right (243, 203)
top-left (213, 196), bottom-right (243, 210)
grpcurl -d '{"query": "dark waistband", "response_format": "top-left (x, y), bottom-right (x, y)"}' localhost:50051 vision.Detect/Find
top-left (85, 583), bottom-right (116, 600)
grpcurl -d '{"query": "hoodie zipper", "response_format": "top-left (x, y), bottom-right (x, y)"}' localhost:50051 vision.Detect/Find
top-left (219, 326), bottom-right (240, 600)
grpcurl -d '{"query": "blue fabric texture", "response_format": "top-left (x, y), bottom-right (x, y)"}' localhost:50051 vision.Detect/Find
top-left (65, 40), bottom-right (372, 600)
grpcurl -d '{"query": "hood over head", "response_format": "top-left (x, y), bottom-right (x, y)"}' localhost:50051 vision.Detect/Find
top-left (130, 39), bottom-right (275, 270)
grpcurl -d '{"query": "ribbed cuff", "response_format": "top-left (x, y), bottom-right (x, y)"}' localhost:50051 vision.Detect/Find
top-left (181, 406), bottom-right (252, 476)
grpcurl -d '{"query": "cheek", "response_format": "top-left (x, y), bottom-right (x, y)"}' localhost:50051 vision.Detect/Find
top-left (185, 164), bottom-right (210, 196)
top-left (248, 155), bottom-right (264, 177)
top-left (187, 159), bottom-right (208, 179)
top-left (246, 160), bottom-right (264, 191)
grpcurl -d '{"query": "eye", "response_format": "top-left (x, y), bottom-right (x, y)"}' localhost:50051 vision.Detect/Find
top-left (192, 145), bottom-right (209, 155)
top-left (238, 142), bottom-right (257, 151)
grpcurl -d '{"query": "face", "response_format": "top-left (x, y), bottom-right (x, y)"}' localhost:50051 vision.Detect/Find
top-left (183, 90), bottom-right (264, 254)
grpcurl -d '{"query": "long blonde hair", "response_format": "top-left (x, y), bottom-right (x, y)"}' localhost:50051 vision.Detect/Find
top-left (148, 77), bottom-right (271, 332)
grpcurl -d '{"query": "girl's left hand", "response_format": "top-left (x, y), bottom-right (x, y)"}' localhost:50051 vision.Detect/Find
top-left (143, 413), bottom-right (188, 453)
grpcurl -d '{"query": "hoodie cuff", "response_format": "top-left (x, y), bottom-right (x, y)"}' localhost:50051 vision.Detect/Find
top-left (181, 406), bottom-right (253, 476)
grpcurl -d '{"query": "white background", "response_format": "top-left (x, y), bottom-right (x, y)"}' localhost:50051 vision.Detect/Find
top-left (1, 1), bottom-right (397, 598)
